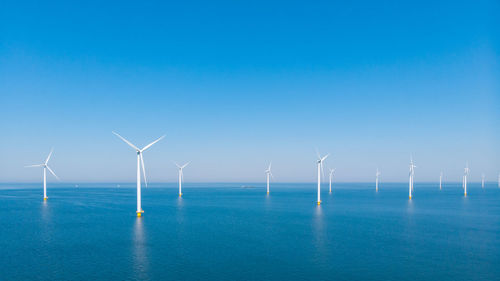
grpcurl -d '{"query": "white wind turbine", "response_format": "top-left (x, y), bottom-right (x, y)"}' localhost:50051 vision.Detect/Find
top-left (439, 172), bottom-right (443, 190)
top-left (375, 168), bottom-right (380, 192)
top-left (316, 152), bottom-right (329, 205)
top-left (175, 162), bottom-right (190, 197)
top-left (113, 131), bottom-right (164, 217)
top-left (463, 162), bottom-right (470, 196)
top-left (25, 148), bottom-right (60, 200)
top-left (329, 168), bottom-right (336, 193)
top-left (265, 162), bottom-right (273, 194)
top-left (409, 156), bottom-right (416, 199)
top-left (481, 173), bottom-right (485, 189)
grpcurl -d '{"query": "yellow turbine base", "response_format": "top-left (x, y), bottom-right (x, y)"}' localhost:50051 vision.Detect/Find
top-left (317, 201), bottom-right (321, 205)
top-left (179, 193), bottom-right (182, 197)
top-left (409, 196), bottom-right (412, 200)
top-left (267, 192), bottom-right (269, 194)
top-left (464, 193), bottom-right (467, 196)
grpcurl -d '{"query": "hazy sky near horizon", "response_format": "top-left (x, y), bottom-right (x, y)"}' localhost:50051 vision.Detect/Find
top-left (1, 0), bottom-right (499, 183)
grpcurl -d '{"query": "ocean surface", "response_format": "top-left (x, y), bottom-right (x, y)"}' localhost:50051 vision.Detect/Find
top-left (0, 182), bottom-right (499, 280)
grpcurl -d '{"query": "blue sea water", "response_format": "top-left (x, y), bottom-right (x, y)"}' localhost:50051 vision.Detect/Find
top-left (0, 182), bottom-right (499, 280)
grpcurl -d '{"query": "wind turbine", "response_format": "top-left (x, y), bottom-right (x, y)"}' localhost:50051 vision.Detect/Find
top-left (25, 148), bottom-right (60, 200)
top-left (329, 168), bottom-right (336, 193)
top-left (375, 168), bottom-right (380, 192)
top-left (409, 156), bottom-right (416, 199)
top-left (316, 151), bottom-right (329, 205)
top-left (265, 162), bottom-right (273, 194)
top-left (463, 162), bottom-right (470, 196)
top-left (481, 173), bottom-right (485, 189)
top-left (175, 162), bottom-right (190, 197)
top-left (439, 172), bottom-right (443, 190)
top-left (113, 131), bottom-right (164, 217)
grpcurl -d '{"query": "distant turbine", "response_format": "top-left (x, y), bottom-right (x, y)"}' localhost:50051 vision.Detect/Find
top-left (25, 148), bottom-right (60, 200)
top-left (375, 168), bottom-right (380, 192)
top-left (175, 162), bottom-right (190, 197)
top-left (113, 131), bottom-right (164, 217)
top-left (265, 162), bottom-right (273, 194)
top-left (481, 173), bottom-right (485, 189)
top-left (439, 172), bottom-right (443, 190)
top-left (463, 162), bottom-right (470, 196)
top-left (316, 151), bottom-right (329, 205)
top-left (329, 168), bottom-right (336, 193)
top-left (409, 156), bottom-right (416, 199)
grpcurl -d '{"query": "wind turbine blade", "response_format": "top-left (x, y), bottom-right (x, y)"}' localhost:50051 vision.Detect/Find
top-left (181, 170), bottom-right (184, 183)
top-left (141, 135), bottom-right (165, 152)
top-left (270, 172), bottom-right (274, 180)
top-left (321, 162), bottom-right (325, 179)
top-left (45, 148), bottom-right (54, 164)
top-left (181, 162), bottom-right (190, 169)
top-left (315, 149), bottom-right (321, 160)
top-left (268, 162), bottom-right (272, 171)
top-left (140, 154), bottom-right (148, 187)
top-left (25, 164), bottom-right (44, 168)
top-left (112, 131), bottom-right (139, 151)
top-left (321, 154), bottom-right (329, 162)
top-left (174, 162), bottom-right (181, 169)
top-left (46, 166), bottom-right (60, 181)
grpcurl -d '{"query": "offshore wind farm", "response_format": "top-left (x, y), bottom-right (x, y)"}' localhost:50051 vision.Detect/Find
top-left (0, 0), bottom-right (498, 280)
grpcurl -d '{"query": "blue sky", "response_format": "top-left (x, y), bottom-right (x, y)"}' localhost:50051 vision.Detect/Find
top-left (0, 0), bottom-right (498, 183)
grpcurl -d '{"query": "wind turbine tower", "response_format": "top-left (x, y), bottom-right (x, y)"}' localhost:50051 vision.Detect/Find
top-left (329, 168), bottom-right (336, 193)
top-left (409, 157), bottom-right (416, 199)
top-left (439, 172), bottom-right (443, 190)
top-left (265, 162), bottom-right (273, 194)
top-left (375, 168), bottom-right (380, 192)
top-left (463, 162), bottom-right (470, 196)
top-left (316, 152), bottom-right (329, 205)
top-left (175, 162), bottom-right (190, 197)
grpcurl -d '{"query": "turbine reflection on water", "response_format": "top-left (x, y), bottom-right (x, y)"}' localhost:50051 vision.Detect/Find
top-left (133, 217), bottom-right (149, 280)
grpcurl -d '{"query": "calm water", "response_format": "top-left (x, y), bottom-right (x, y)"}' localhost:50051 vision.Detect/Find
top-left (0, 183), bottom-right (499, 280)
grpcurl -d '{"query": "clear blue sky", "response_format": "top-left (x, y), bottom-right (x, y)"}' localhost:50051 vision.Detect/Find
top-left (0, 0), bottom-right (498, 183)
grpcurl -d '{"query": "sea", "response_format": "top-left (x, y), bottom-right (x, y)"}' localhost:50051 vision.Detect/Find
top-left (0, 182), bottom-right (499, 280)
